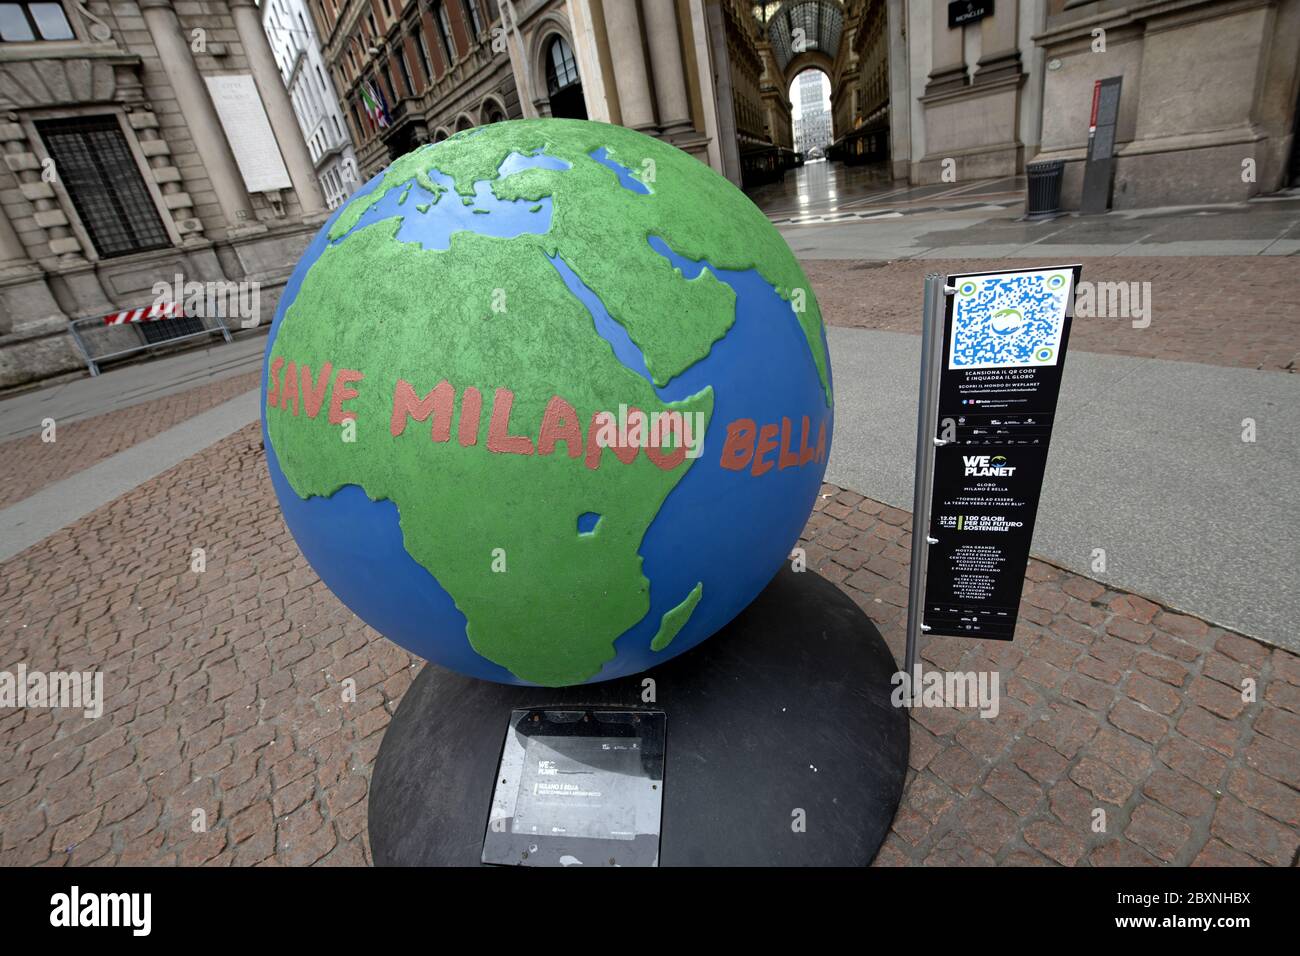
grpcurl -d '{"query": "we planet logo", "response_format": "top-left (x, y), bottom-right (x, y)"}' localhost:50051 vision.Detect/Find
top-left (964, 454), bottom-right (1015, 477)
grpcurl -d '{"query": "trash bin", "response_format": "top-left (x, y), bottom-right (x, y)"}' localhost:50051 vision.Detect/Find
top-left (1025, 160), bottom-right (1065, 219)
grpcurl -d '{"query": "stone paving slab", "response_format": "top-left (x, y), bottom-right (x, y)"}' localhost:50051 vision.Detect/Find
top-left (0, 425), bottom-right (1294, 867)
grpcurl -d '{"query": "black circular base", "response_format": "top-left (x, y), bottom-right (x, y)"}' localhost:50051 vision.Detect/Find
top-left (368, 568), bottom-right (909, 866)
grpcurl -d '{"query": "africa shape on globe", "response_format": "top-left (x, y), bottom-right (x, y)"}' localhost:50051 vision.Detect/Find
top-left (263, 119), bottom-right (833, 687)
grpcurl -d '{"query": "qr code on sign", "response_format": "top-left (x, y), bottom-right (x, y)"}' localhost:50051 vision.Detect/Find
top-left (948, 270), bottom-right (1073, 370)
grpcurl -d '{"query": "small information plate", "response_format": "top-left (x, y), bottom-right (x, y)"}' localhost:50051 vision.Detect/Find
top-left (482, 709), bottom-right (665, 867)
top-left (922, 265), bottom-right (1082, 640)
top-left (948, 0), bottom-right (992, 28)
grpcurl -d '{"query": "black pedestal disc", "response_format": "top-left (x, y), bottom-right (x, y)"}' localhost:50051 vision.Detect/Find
top-left (368, 568), bottom-right (909, 866)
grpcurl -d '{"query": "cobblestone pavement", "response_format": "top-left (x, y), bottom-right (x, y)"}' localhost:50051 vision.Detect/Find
top-left (802, 488), bottom-right (1300, 866)
top-left (0, 422), bottom-right (1295, 866)
top-left (0, 370), bottom-right (261, 510)
top-left (805, 257), bottom-right (1299, 373)
top-left (0, 424), bottom-right (414, 866)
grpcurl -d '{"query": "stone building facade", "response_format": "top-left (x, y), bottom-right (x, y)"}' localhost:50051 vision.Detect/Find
top-left (871, 0), bottom-right (1298, 202)
top-left (314, 0), bottom-right (519, 178)
top-left (1032, 0), bottom-right (1300, 209)
top-left (262, 0), bottom-right (360, 208)
top-left (0, 0), bottom-right (328, 388)
top-left (4, 1), bottom-right (1294, 388)
top-left (318, 0), bottom-right (781, 187)
top-left (742, 0), bottom-right (1298, 203)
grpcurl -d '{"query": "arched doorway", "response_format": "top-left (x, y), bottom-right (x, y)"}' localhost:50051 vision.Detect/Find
top-left (752, 1), bottom-right (894, 178)
top-left (544, 35), bottom-right (586, 120)
top-left (789, 68), bottom-right (832, 159)
top-left (455, 114), bottom-right (474, 132)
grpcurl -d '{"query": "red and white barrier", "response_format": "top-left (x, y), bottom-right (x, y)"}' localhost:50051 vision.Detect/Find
top-left (102, 301), bottom-right (183, 325)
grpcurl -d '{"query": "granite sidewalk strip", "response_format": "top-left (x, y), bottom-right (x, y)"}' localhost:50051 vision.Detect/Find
top-left (0, 425), bottom-right (1295, 866)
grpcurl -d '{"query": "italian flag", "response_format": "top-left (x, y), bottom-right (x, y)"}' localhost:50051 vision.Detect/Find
top-left (361, 81), bottom-right (389, 130)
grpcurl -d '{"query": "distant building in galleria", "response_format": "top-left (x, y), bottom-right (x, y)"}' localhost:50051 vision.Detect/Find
top-left (1, 0), bottom-right (1296, 386)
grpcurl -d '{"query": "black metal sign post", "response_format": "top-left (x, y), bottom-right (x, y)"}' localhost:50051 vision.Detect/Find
top-left (904, 266), bottom-right (1083, 689)
top-left (903, 274), bottom-right (948, 682)
top-left (1081, 76), bottom-right (1122, 215)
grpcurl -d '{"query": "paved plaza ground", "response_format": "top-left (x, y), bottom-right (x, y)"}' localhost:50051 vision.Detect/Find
top-left (0, 177), bottom-right (1296, 866)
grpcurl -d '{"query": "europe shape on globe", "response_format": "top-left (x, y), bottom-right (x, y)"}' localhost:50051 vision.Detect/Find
top-left (263, 119), bottom-right (833, 687)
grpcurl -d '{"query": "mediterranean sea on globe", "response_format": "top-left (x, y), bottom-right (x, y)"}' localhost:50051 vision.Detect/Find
top-left (263, 119), bottom-right (833, 687)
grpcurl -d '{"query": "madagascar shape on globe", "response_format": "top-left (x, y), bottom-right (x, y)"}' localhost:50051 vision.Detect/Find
top-left (263, 119), bottom-right (833, 687)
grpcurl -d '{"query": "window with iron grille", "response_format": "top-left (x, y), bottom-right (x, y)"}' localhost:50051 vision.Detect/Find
top-left (0, 2), bottom-right (74, 42)
top-left (37, 115), bottom-right (171, 259)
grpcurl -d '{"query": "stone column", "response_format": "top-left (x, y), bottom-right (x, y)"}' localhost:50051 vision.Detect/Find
top-left (975, 0), bottom-right (1022, 83)
top-left (601, 0), bottom-right (657, 131)
top-left (886, 0), bottom-right (912, 180)
top-left (705, 0), bottom-right (740, 184)
top-left (642, 0), bottom-right (692, 136)
top-left (230, 0), bottom-right (327, 217)
top-left (139, 0), bottom-right (258, 233)
top-left (925, 0), bottom-right (967, 94)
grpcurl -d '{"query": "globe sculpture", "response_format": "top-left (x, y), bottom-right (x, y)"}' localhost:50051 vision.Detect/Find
top-left (263, 119), bottom-right (833, 687)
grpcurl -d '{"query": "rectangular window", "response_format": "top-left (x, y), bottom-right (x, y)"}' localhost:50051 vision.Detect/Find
top-left (413, 24), bottom-right (433, 84)
top-left (382, 66), bottom-right (396, 106)
top-left (397, 47), bottom-right (414, 97)
top-left (433, 1), bottom-right (454, 61)
top-left (0, 2), bottom-right (74, 41)
top-left (461, 0), bottom-right (481, 36)
top-left (37, 115), bottom-right (170, 259)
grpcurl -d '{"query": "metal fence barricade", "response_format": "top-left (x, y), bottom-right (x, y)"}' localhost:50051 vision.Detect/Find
top-left (67, 301), bottom-right (233, 377)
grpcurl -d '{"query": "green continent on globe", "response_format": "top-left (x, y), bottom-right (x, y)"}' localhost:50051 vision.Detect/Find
top-left (268, 120), bottom-right (826, 686)
top-left (327, 120), bottom-right (831, 399)
top-left (650, 582), bottom-right (704, 652)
